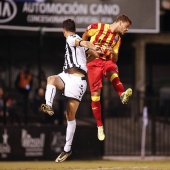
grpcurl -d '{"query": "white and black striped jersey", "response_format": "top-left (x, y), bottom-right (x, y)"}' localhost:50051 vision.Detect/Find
top-left (63, 34), bottom-right (88, 73)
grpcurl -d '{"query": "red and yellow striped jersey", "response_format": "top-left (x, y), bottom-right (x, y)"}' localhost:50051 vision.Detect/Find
top-left (86, 23), bottom-right (121, 60)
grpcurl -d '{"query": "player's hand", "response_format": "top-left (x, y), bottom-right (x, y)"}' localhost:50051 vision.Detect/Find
top-left (110, 53), bottom-right (118, 63)
top-left (105, 45), bottom-right (113, 54)
top-left (105, 45), bottom-right (118, 62)
top-left (94, 45), bottom-right (104, 54)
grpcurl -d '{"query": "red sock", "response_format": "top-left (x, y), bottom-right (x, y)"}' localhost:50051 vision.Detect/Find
top-left (111, 77), bottom-right (124, 96)
top-left (91, 101), bottom-right (103, 126)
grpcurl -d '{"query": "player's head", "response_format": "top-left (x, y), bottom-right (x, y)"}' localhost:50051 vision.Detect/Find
top-left (63, 19), bottom-right (76, 34)
top-left (115, 14), bottom-right (132, 35)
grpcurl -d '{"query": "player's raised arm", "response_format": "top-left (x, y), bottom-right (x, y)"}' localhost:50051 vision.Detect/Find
top-left (82, 30), bottom-right (90, 41)
top-left (75, 39), bottom-right (103, 54)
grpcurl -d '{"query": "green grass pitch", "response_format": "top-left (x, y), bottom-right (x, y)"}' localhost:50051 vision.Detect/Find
top-left (0, 160), bottom-right (170, 170)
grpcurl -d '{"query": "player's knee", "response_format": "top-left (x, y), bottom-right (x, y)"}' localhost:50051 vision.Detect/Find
top-left (47, 76), bottom-right (55, 83)
top-left (91, 96), bottom-right (100, 102)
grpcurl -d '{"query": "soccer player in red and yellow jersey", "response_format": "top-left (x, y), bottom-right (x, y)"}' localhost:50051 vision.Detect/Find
top-left (82, 14), bottom-right (133, 141)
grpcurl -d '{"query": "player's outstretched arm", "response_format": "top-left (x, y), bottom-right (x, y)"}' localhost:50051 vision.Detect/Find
top-left (82, 31), bottom-right (89, 41)
top-left (75, 39), bottom-right (103, 54)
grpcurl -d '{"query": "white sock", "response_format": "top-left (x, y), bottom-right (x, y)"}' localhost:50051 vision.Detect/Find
top-left (64, 120), bottom-right (76, 152)
top-left (45, 84), bottom-right (56, 107)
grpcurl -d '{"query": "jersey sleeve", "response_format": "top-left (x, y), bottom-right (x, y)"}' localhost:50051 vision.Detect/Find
top-left (68, 35), bottom-right (89, 52)
top-left (86, 23), bottom-right (99, 37)
top-left (67, 36), bottom-right (75, 46)
top-left (75, 35), bottom-right (89, 51)
top-left (68, 35), bottom-right (82, 46)
top-left (75, 37), bottom-right (82, 45)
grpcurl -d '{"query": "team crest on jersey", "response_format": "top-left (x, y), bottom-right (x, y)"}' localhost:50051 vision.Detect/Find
top-left (116, 65), bottom-right (119, 71)
top-left (114, 37), bottom-right (118, 41)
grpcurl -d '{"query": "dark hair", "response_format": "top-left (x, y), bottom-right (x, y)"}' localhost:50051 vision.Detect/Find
top-left (116, 14), bottom-right (132, 25)
top-left (63, 19), bottom-right (76, 32)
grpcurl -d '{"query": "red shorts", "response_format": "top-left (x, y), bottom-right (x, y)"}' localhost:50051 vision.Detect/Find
top-left (87, 58), bottom-right (119, 92)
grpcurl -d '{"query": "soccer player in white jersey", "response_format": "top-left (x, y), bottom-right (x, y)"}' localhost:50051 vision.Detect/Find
top-left (41, 19), bottom-right (103, 163)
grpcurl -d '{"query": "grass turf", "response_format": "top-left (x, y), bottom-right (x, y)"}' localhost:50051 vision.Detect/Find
top-left (0, 160), bottom-right (170, 170)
